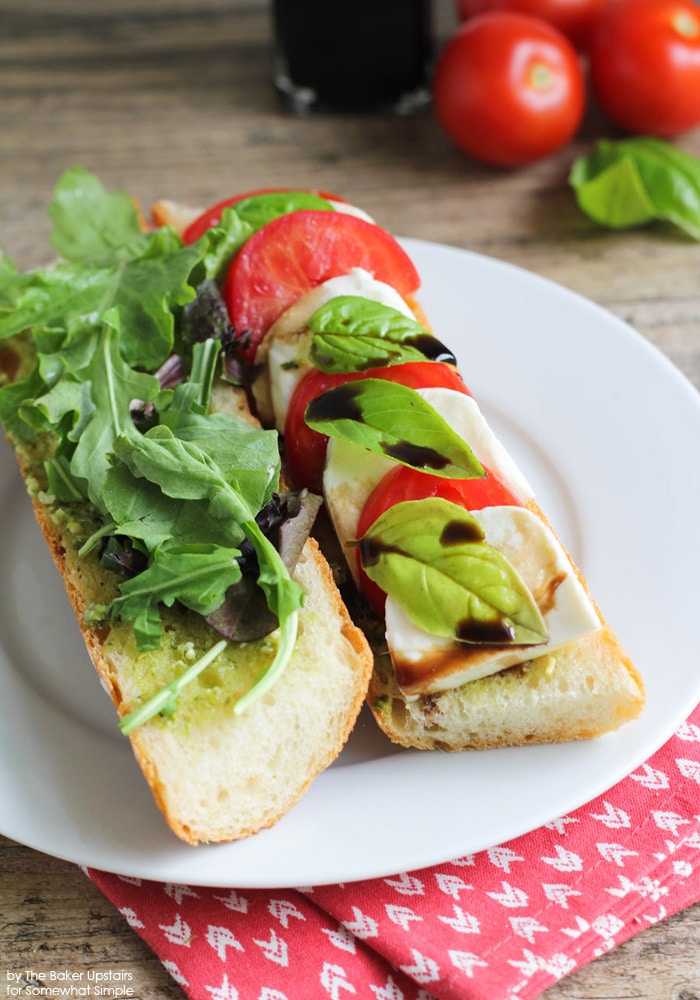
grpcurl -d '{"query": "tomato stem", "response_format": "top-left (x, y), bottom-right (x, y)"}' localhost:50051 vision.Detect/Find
top-left (530, 62), bottom-right (553, 91)
top-left (673, 9), bottom-right (699, 37)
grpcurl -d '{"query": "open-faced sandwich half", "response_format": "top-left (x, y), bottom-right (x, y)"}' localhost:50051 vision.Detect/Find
top-left (0, 172), bottom-right (644, 844)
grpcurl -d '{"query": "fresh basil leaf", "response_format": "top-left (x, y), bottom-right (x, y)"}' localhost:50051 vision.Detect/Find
top-left (570, 137), bottom-right (700, 239)
top-left (305, 377), bottom-right (484, 479)
top-left (234, 191), bottom-right (333, 231)
top-left (358, 498), bottom-right (547, 645)
top-left (308, 295), bottom-right (456, 373)
top-left (48, 167), bottom-right (150, 266)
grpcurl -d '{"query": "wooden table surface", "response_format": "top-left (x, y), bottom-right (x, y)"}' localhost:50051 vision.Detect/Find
top-left (1, 1), bottom-right (699, 997)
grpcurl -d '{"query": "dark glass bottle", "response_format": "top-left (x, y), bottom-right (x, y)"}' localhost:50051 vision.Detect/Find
top-left (272, 0), bottom-right (434, 114)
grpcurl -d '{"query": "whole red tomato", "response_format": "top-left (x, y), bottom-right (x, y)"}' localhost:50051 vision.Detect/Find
top-left (455, 0), bottom-right (607, 48)
top-left (588, 0), bottom-right (700, 136)
top-left (432, 13), bottom-right (585, 168)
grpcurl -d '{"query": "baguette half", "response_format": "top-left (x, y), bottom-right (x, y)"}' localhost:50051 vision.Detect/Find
top-left (1, 336), bottom-right (372, 845)
top-left (153, 192), bottom-right (645, 753)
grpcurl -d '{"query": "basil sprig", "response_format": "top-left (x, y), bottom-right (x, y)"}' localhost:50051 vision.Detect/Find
top-left (305, 378), bottom-right (485, 479)
top-left (570, 137), bottom-right (700, 239)
top-left (307, 295), bottom-right (456, 373)
top-left (358, 498), bottom-right (547, 645)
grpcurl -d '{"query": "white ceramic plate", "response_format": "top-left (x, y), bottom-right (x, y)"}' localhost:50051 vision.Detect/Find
top-left (1, 238), bottom-right (699, 889)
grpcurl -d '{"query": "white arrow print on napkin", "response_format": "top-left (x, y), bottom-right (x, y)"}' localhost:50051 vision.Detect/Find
top-left (540, 845), bottom-right (583, 872)
top-left (509, 916), bottom-right (548, 944)
top-left (487, 846), bottom-right (524, 873)
top-left (449, 855), bottom-right (476, 867)
top-left (385, 905), bottom-right (422, 931)
top-left (449, 950), bottom-right (488, 978)
top-left (590, 802), bottom-right (631, 829)
top-left (384, 873), bottom-right (425, 896)
top-left (119, 907), bottom-right (144, 930)
top-left (545, 815), bottom-right (579, 835)
top-left (117, 875), bottom-right (143, 886)
top-left (438, 905), bottom-right (480, 935)
top-left (320, 963), bottom-right (356, 999)
top-left (370, 975), bottom-right (404, 1000)
top-left (542, 884), bottom-right (582, 909)
top-left (322, 924), bottom-right (356, 954)
top-left (204, 972), bottom-right (238, 1000)
top-left (164, 883), bottom-right (199, 904)
top-left (344, 907), bottom-right (379, 940)
top-left (606, 875), bottom-right (669, 901)
top-left (253, 928), bottom-right (288, 966)
top-left (596, 843), bottom-right (639, 867)
top-left (268, 899), bottom-right (305, 928)
top-left (561, 915), bottom-right (590, 939)
top-left (213, 890), bottom-right (248, 913)
top-left (677, 720), bottom-right (700, 741)
top-left (486, 881), bottom-right (529, 908)
top-left (399, 949), bottom-right (441, 984)
top-left (509, 949), bottom-right (576, 978)
top-left (653, 811), bottom-right (692, 836)
top-left (159, 913), bottom-right (192, 946)
top-left (162, 960), bottom-right (188, 988)
top-left (206, 925), bottom-right (244, 962)
top-left (435, 873), bottom-right (472, 899)
top-left (676, 758), bottom-right (700, 783)
top-left (629, 763), bottom-right (669, 789)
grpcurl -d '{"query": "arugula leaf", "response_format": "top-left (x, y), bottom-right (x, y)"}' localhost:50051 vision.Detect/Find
top-left (111, 542), bottom-right (244, 649)
top-left (0, 246), bottom-right (200, 369)
top-left (69, 312), bottom-right (162, 506)
top-left (305, 377), bottom-right (485, 479)
top-left (308, 295), bottom-right (455, 373)
top-left (48, 167), bottom-right (151, 266)
top-left (570, 137), bottom-right (700, 239)
top-left (194, 206), bottom-right (254, 282)
top-left (358, 498), bottom-right (547, 645)
top-left (110, 424), bottom-right (303, 640)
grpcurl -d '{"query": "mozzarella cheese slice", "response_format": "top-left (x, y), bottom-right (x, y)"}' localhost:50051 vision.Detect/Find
top-left (385, 506), bottom-right (601, 697)
top-left (323, 386), bottom-right (601, 696)
top-left (252, 268), bottom-right (416, 430)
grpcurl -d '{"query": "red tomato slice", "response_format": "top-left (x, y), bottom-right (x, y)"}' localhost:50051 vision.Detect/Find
top-left (223, 211), bottom-right (421, 362)
top-left (356, 462), bottom-right (523, 615)
top-left (182, 188), bottom-right (348, 244)
top-left (284, 361), bottom-right (470, 494)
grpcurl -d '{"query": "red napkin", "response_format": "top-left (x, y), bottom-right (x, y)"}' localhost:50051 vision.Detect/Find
top-left (89, 703), bottom-right (700, 1000)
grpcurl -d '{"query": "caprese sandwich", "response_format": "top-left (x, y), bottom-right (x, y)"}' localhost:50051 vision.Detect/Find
top-left (166, 184), bottom-right (645, 751)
